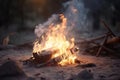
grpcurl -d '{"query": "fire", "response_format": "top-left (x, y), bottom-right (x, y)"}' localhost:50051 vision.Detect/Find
top-left (33, 14), bottom-right (77, 66)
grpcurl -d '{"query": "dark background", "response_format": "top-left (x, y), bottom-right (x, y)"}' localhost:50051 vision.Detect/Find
top-left (0, 0), bottom-right (120, 45)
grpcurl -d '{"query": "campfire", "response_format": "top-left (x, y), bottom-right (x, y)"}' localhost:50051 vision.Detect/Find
top-left (32, 14), bottom-right (79, 66)
top-left (24, 14), bottom-right (120, 68)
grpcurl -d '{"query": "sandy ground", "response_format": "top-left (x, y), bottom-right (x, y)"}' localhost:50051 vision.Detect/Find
top-left (0, 48), bottom-right (120, 80)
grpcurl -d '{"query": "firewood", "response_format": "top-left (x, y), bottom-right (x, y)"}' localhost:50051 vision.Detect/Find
top-left (75, 33), bottom-right (119, 56)
top-left (77, 37), bottom-right (118, 56)
top-left (84, 39), bottom-right (117, 55)
top-left (75, 32), bottom-right (111, 45)
top-left (107, 37), bottom-right (120, 44)
top-left (76, 20), bottom-right (119, 57)
top-left (93, 43), bottom-right (117, 54)
top-left (35, 53), bottom-right (67, 67)
top-left (33, 50), bottom-right (59, 64)
top-left (76, 37), bottom-right (120, 49)
top-left (96, 35), bottom-right (108, 56)
top-left (101, 20), bottom-right (116, 37)
top-left (35, 54), bottom-right (81, 68)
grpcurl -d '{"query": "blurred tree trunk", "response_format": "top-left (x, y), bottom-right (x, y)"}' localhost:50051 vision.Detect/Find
top-left (18, 0), bottom-right (26, 30)
top-left (0, 0), bottom-right (11, 28)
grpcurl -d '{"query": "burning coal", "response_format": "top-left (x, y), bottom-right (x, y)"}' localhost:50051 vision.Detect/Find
top-left (33, 14), bottom-right (79, 66)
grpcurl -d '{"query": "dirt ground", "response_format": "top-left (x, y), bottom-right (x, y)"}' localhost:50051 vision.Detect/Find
top-left (0, 47), bottom-right (120, 80)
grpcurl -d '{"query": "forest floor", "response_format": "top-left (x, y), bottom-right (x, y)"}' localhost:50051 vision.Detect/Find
top-left (0, 30), bottom-right (120, 80)
top-left (0, 47), bottom-right (120, 80)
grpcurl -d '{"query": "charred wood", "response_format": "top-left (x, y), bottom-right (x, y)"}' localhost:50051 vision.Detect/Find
top-left (32, 50), bottom-right (58, 64)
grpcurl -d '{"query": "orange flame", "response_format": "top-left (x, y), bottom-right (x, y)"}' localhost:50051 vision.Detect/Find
top-left (33, 14), bottom-right (77, 66)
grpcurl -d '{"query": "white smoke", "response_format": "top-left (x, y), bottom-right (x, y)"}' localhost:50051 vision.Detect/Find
top-left (63, 0), bottom-right (93, 38)
top-left (34, 0), bottom-right (92, 38)
top-left (34, 14), bottom-right (59, 38)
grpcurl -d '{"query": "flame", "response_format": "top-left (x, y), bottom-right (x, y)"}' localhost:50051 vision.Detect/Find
top-left (33, 14), bottom-right (77, 66)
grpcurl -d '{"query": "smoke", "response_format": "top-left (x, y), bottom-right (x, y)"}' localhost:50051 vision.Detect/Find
top-left (64, 0), bottom-right (90, 30)
top-left (63, 0), bottom-right (93, 39)
top-left (34, 14), bottom-right (59, 38)
top-left (34, 0), bottom-right (92, 39)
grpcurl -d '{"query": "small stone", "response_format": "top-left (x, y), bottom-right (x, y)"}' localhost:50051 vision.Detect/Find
top-left (99, 75), bottom-right (106, 78)
top-left (40, 77), bottom-right (46, 80)
top-left (69, 70), bottom-right (94, 80)
top-left (77, 70), bottom-right (94, 80)
top-left (0, 60), bottom-right (26, 77)
top-left (34, 73), bottom-right (41, 76)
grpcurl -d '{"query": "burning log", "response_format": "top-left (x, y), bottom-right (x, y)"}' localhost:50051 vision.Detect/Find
top-left (30, 15), bottom-right (79, 66)
top-left (35, 53), bottom-right (80, 68)
top-left (33, 50), bottom-right (58, 64)
top-left (32, 48), bottom-right (80, 67)
top-left (23, 46), bottom-right (80, 67)
top-left (37, 53), bottom-right (69, 67)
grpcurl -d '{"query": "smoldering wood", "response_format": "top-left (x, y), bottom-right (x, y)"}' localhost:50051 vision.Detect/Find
top-left (33, 53), bottom-right (69, 67)
top-left (26, 48), bottom-right (80, 67)
top-left (35, 54), bottom-right (81, 68)
top-left (32, 50), bottom-right (59, 64)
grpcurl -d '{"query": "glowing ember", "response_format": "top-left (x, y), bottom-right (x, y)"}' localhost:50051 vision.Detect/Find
top-left (33, 14), bottom-right (77, 66)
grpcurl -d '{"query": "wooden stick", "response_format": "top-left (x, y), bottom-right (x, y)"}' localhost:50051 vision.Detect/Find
top-left (101, 20), bottom-right (116, 37)
top-left (75, 32), bottom-right (111, 44)
top-left (97, 35), bottom-right (108, 56)
top-left (107, 37), bottom-right (120, 44)
top-left (92, 42), bottom-right (117, 55)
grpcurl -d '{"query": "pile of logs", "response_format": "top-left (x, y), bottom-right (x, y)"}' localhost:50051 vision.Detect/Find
top-left (24, 48), bottom-right (80, 67)
top-left (76, 20), bottom-right (120, 56)
top-left (24, 20), bottom-right (120, 66)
